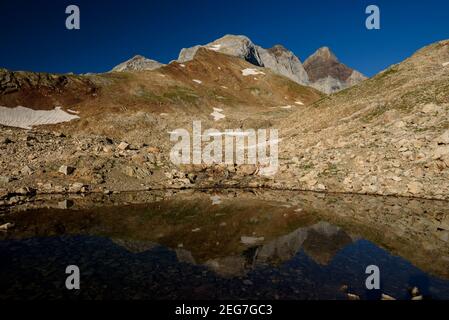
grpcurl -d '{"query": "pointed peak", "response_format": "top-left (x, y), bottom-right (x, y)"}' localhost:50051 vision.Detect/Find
top-left (268, 44), bottom-right (289, 53)
top-left (313, 47), bottom-right (338, 61)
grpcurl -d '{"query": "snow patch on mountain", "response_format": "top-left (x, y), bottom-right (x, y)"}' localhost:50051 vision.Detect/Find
top-left (211, 108), bottom-right (225, 121)
top-left (242, 68), bottom-right (265, 76)
top-left (0, 106), bottom-right (80, 129)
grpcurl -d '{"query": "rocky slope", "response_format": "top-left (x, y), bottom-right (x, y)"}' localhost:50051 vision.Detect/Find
top-left (1, 38), bottom-right (449, 205)
top-left (112, 55), bottom-right (164, 72)
top-left (275, 39), bottom-right (449, 200)
top-left (303, 47), bottom-right (367, 94)
top-left (0, 48), bottom-right (322, 199)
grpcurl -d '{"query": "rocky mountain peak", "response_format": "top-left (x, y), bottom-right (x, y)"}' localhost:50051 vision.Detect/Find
top-left (304, 47), bottom-right (366, 94)
top-left (112, 55), bottom-right (164, 72)
top-left (312, 47), bottom-right (338, 61)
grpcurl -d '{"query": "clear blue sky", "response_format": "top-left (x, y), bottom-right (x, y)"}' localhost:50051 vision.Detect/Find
top-left (1, 0), bottom-right (448, 77)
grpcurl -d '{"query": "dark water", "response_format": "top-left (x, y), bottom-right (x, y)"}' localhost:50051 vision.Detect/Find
top-left (1, 189), bottom-right (449, 300)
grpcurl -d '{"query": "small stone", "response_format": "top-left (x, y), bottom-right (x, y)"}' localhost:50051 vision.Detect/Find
top-left (103, 146), bottom-right (114, 153)
top-left (53, 132), bottom-right (66, 138)
top-left (21, 165), bottom-right (33, 175)
top-left (436, 130), bottom-right (449, 145)
top-left (407, 182), bottom-right (422, 195)
top-left (147, 147), bottom-right (160, 153)
top-left (69, 182), bottom-right (84, 193)
top-left (0, 222), bottom-right (15, 231)
top-left (0, 176), bottom-right (12, 184)
top-left (381, 294), bottom-right (396, 300)
top-left (117, 142), bottom-right (130, 151)
top-left (243, 280), bottom-right (253, 286)
top-left (347, 293), bottom-right (360, 300)
top-left (411, 287), bottom-right (420, 297)
top-left (422, 103), bottom-right (440, 114)
top-left (1, 137), bottom-right (13, 144)
top-left (16, 187), bottom-right (32, 195)
top-left (241, 236), bottom-right (264, 245)
top-left (58, 165), bottom-right (75, 175)
top-left (58, 199), bottom-right (74, 209)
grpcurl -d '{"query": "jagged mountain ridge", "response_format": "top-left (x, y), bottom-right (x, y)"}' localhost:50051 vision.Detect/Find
top-left (178, 34), bottom-right (310, 85)
top-left (111, 34), bottom-right (366, 93)
top-left (176, 34), bottom-right (366, 92)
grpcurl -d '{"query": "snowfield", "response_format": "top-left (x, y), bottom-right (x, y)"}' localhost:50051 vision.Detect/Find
top-left (242, 68), bottom-right (265, 76)
top-left (0, 106), bottom-right (80, 129)
top-left (443, 62), bottom-right (449, 67)
top-left (210, 108), bottom-right (225, 121)
top-left (295, 100), bottom-right (304, 105)
top-left (209, 44), bottom-right (222, 51)
top-left (193, 79), bottom-right (202, 84)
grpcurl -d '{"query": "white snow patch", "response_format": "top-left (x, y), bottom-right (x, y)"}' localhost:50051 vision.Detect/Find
top-left (0, 106), bottom-right (80, 130)
top-left (209, 44), bottom-right (222, 51)
top-left (280, 105), bottom-right (293, 109)
top-left (295, 100), bottom-right (304, 105)
top-left (242, 68), bottom-right (265, 76)
top-left (220, 86), bottom-right (228, 89)
top-left (218, 66), bottom-right (222, 70)
top-left (179, 64), bottom-right (186, 68)
top-left (160, 113), bottom-right (168, 116)
top-left (210, 108), bottom-right (225, 121)
top-left (443, 62), bottom-right (449, 67)
top-left (193, 79), bottom-right (202, 84)
top-left (67, 109), bottom-right (80, 114)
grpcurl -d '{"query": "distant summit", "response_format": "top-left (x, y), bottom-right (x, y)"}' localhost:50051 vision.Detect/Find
top-left (304, 47), bottom-right (367, 94)
top-left (112, 55), bottom-right (164, 72)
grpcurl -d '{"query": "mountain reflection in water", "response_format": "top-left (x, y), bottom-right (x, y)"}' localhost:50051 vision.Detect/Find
top-left (1, 189), bottom-right (449, 300)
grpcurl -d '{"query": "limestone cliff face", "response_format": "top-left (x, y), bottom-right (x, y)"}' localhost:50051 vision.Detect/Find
top-left (257, 45), bottom-right (309, 85)
top-left (177, 35), bottom-right (309, 85)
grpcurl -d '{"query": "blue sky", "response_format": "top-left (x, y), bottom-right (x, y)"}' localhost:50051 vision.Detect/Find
top-left (1, 0), bottom-right (448, 77)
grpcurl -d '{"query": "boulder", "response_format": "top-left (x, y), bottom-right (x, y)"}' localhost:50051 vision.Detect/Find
top-left (58, 165), bottom-right (75, 175)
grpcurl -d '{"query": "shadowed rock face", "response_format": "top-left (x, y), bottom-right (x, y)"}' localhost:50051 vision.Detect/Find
top-left (304, 47), bottom-right (367, 93)
top-left (112, 55), bottom-right (164, 72)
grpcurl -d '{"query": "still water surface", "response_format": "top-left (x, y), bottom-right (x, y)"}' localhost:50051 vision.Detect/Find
top-left (1, 189), bottom-right (449, 300)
